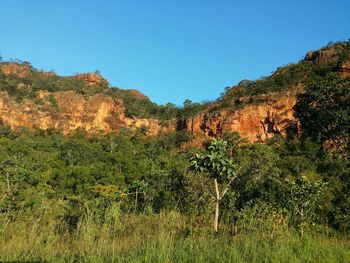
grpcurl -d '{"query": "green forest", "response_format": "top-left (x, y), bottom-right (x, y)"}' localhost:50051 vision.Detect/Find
top-left (0, 42), bottom-right (349, 262)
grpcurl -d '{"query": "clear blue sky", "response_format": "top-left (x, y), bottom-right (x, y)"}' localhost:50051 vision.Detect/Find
top-left (1, 0), bottom-right (349, 105)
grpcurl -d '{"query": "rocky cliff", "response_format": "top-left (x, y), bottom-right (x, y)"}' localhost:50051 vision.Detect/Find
top-left (0, 89), bottom-right (175, 136)
top-left (1, 41), bottom-right (349, 143)
top-left (0, 83), bottom-right (300, 142)
top-left (180, 86), bottom-right (301, 142)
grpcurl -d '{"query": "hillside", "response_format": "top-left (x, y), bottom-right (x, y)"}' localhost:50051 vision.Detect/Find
top-left (0, 41), bottom-right (349, 262)
top-left (0, 41), bottom-right (350, 143)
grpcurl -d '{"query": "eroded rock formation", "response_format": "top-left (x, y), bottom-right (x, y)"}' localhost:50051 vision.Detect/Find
top-left (69, 73), bottom-right (109, 86)
top-left (339, 56), bottom-right (350, 77)
top-left (0, 90), bottom-right (175, 136)
top-left (0, 84), bottom-right (301, 143)
top-left (1, 63), bottom-right (31, 78)
top-left (180, 86), bottom-right (301, 142)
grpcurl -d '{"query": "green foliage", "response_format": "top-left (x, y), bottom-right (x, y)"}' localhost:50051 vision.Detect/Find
top-left (1, 213), bottom-right (350, 262)
top-left (294, 73), bottom-right (350, 155)
top-left (286, 176), bottom-right (327, 235)
top-left (190, 139), bottom-right (235, 182)
top-left (177, 98), bottom-right (207, 118)
top-left (233, 143), bottom-right (283, 208)
top-left (48, 94), bottom-right (59, 110)
top-left (108, 88), bottom-right (165, 118)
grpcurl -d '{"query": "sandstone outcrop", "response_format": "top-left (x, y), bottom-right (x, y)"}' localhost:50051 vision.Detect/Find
top-left (180, 86), bottom-right (301, 142)
top-left (0, 85), bottom-right (300, 142)
top-left (10, 42), bottom-right (350, 143)
top-left (1, 63), bottom-right (31, 78)
top-left (305, 49), bottom-right (340, 64)
top-left (0, 57), bottom-right (306, 143)
top-left (69, 73), bottom-right (109, 86)
top-left (0, 90), bottom-right (174, 136)
top-left (339, 56), bottom-right (350, 77)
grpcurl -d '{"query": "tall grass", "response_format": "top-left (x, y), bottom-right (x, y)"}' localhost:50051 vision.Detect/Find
top-left (0, 211), bottom-right (349, 262)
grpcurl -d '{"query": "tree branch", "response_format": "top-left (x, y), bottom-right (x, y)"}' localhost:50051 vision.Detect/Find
top-left (123, 191), bottom-right (145, 196)
top-left (219, 165), bottom-right (243, 200)
top-left (220, 175), bottom-right (237, 200)
top-left (199, 179), bottom-right (216, 199)
top-left (214, 178), bottom-right (220, 201)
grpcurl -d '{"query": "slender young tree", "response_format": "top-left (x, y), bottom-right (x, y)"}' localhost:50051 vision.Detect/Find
top-left (287, 176), bottom-right (326, 236)
top-left (190, 139), bottom-right (236, 233)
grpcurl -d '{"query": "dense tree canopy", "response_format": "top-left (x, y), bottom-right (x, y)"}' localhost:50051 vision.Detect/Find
top-left (294, 73), bottom-right (350, 155)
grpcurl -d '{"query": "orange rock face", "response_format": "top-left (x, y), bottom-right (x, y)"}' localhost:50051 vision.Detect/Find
top-left (180, 86), bottom-right (302, 142)
top-left (69, 73), bottom-right (109, 86)
top-left (305, 49), bottom-right (340, 64)
top-left (0, 86), bottom-right (300, 142)
top-left (1, 64), bottom-right (31, 78)
top-left (0, 90), bottom-right (174, 136)
top-left (339, 56), bottom-right (350, 77)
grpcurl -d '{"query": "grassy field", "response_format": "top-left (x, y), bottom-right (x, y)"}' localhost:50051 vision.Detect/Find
top-left (1, 212), bottom-right (349, 263)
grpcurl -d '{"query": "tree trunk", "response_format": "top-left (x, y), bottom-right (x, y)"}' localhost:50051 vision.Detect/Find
top-left (214, 178), bottom-right (220, 233)
top-left (6, 172), bottom-right (10, 192)
top-left (214, 199), bottom-right (219, 233)
top-left (299, 209), bottom-right (304, 237)
top-left (135, 188), bottom-right (138, 212)
top-left (300, 225), bottom-right (304, 237)
top-left (232, 217), bottom-right (238, 236)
